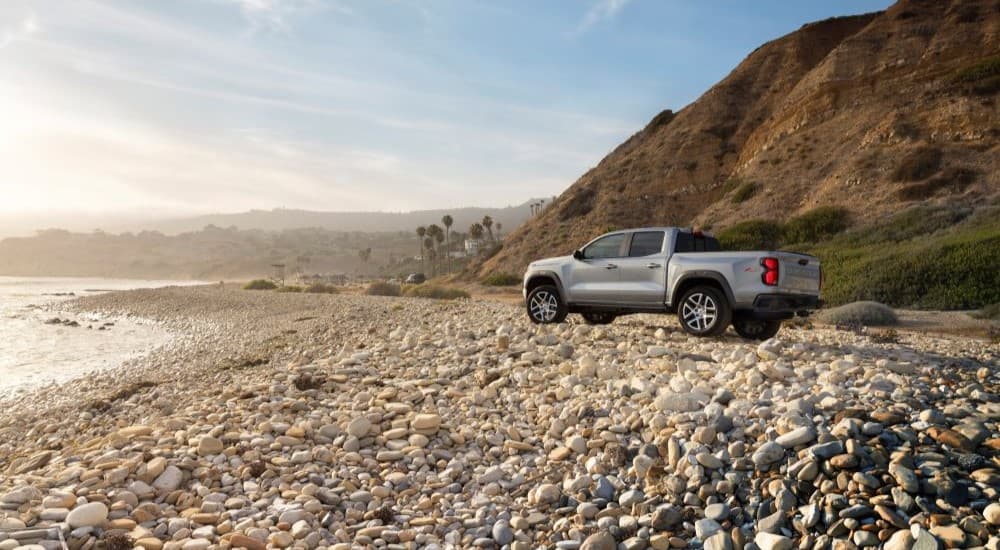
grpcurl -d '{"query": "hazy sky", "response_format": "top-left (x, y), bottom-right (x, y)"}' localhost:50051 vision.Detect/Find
top-left (0, 0), bottom-right (890, 217)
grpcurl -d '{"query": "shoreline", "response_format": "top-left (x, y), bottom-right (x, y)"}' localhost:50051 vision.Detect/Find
top-left (1, 286), bottom-right (998, 550)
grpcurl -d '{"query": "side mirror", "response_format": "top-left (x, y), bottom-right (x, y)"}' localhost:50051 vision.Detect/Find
top-left (573, 249), bottom-right (584, 260)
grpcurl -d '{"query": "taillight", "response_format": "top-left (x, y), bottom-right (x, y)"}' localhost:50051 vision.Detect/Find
top-left (761, 257), bottom-right (779, 286)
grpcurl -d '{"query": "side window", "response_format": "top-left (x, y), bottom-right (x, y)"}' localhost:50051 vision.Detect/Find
top-left (628, 231), bottom-right (665, 257)
top-left (582, 234), bottom-right (626, 259)
top-left (674, 232), bottom-right (721, 252)
top-left (674, 232), bottom-right (693, 253)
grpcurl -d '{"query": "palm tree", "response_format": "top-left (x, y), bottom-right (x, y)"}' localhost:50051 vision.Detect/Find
top-left (482, 215), bottom-right (494, 243)
top-left (433, 230), bottom-right (445, 275)
top-left (441, 214), bottom-right (453, 274)
top-left (427, 224), bottom-right (443, 275)
top-left (530, 204), bottom-right (535, 216)
top-left (495, 222), bottom-right (503, 241)
top-left (416, 226), bottom-right (426, 272)
top-left (423, 237), bottom-right (435, 276)
top-left (469, 223), bottom-right (484, 249)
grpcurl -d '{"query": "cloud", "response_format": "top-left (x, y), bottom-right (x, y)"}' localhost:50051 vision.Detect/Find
top-left (575, 0), bottom-right (631, 35)
top-left (219, 0), bottom-right (338, 33)
top-left (0, 13), bottom-right (38, 48)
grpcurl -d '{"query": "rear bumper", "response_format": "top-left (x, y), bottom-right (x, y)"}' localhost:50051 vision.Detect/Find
top-left (744, 294), bottom-right (821, 319)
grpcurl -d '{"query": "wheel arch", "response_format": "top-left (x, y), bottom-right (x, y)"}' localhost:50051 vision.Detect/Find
top-left (670, 272), bottom-right (735, 308)
top-left (525, 271), bottom-right (566, 301)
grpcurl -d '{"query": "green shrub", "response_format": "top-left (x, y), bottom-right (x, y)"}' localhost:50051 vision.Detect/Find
top-left (809, 213), bottom-right (1000, 309)
top-left (842, 204), bottom-right (971, 244)
top-left (243, 279), bottom-right (277, 290)
top-left (973, 303), bottom-right (1000, 320)
top-left (366, 282), bottom-right (401, 297)
top-left (276, 285), bottom-right (302, 293)
top-left (954, 55), bottom-right (1000, 82)
top-left (717, 220), bottom-right (784, 250)
top-left (892, 146), bottom-right (942, 181)
top-left (896, 166), bottom-right (977, 201)
top-left (783, 206), bottom-right (850, 244)
top-left (816, 301), bottom-right (898, 326)
top-left (304, 282), bottom-right (338, 294)
top-left (402, 285), bottom-right (470, 300)
top-left (731, 182), bottom-right (759, 204)
top-left (482, 272), bottom-right (521, 286)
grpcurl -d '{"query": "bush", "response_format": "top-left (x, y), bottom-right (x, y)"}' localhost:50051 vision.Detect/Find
top-left (731, 182), bottom-right (758, 204)
top-left (891, 146), bottom-right (942, 181)
top-left (366, 282), bottom-right (401, 297)
top-left (817, 301), bottom-right (898, 326)
top-left (954, 55), bottom-right (1000, 83)
top-left (402, 285), bottom-right (470, 300)
top-left (243, 279), bottom-right (277, 290)
top-left (716, 220), bottom-right (784, 250)
top-left (808, 211), bottom-right (1000, 309)
top-left (276, 285), bottom-right (302, 293)
top-left (783, 206), bottom-right (850, 244)
top-left (896, 166), bottom-right (977, 201)
top-left (304, 282), bottom-right (339, 294)
top-left (973, 303), bottom-right (1000, 320)
top-left (482, 272), bottom-right (521, 286)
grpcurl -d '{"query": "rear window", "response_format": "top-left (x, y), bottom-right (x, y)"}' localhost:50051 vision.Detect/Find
top-left (628, 231), bottom-right (665, 257)
top-left (674, 232), bottom-right (721, 252)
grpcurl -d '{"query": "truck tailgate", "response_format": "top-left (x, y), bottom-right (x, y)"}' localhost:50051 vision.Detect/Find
top-left (776, 252), bottom-right (821, 294)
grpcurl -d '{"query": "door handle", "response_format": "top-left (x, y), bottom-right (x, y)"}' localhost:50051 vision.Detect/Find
top-left (646, 263), bottom-right (662, 269)
top-left (605, 264), bottom-right (618, 269)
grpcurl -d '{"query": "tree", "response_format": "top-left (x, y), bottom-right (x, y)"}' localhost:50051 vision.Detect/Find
top-left (416, 226), bottom-right (427, 272)
top-left (427, 224), bottom-right (443, 275)
top-left (423, 236), bottom-right (435, 276)
top-left (482, 215), bottom-right (494, 243)
top-left (470, 223), bottom-right (484, 241)
top-left (357, 247), bottom-right (372, 275)
top-left (442, 214), bottom-right (453, 274)
top-left (495, 222), bottom-right (503, 241)
top-left (433, 230), bottom-right (445, 275)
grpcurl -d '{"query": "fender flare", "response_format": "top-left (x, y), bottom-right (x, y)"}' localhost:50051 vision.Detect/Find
top-left (671, 271), bottom-right (735, 307)
top-left (525, 271), bottom-right (568, 302)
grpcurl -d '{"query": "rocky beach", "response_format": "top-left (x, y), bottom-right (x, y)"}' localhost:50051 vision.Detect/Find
top-left (1, 286), bottom-right (998, 550)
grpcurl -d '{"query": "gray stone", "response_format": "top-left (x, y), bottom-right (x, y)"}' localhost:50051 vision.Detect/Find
top-left (752, 442), bottom-right (786, 466)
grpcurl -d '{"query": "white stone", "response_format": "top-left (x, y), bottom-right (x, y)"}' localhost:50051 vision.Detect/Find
top-left (755, 532), bottom-right (793, 550)
top-left (66, 502), bottom-right (108, 528)
top-left (775, 426), bottom-right (815, 448)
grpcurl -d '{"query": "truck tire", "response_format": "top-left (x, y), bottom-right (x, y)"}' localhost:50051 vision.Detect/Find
top-left (677, 285), bottom-right (731, 337)
top-left (581, 312), bottom-right (616, 325)
top-left (526, 285), bottom-right (568, 324)
top-left (732, 319), bottom-right (781, 340)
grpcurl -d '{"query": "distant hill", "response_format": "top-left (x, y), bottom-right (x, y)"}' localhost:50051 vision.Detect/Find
top-left (110, 199), bottom-right (545, 236)
top-left (477, 0), bottom-right (999, 294)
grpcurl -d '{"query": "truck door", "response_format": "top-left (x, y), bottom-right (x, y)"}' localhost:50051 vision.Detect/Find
top-left (616, 230), bottom-right (668, 305)
top-left (566, 232), bottom-right (627, 304)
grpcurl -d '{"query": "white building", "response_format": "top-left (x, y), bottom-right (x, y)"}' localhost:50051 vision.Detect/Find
top-left (464, 239), bottom-right (483, 255)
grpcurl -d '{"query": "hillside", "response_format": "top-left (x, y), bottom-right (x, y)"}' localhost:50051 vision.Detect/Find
top-left (0, 227), bottom-right (445, 280)
top-left (477, 0), bottom-right (1000, 299)
top-left (115, 200), bottom-right (542, 236)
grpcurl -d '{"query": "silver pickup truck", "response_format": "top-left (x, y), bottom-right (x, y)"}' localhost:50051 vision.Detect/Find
top-left (522, 227), bottom-right (821, 339)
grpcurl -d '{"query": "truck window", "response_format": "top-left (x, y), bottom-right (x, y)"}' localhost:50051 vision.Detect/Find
top-left (674, 232), bottom-right (721, 252)
top-left (583, 233), bottom-right (627, 259)
top-left (628, 231), bottom-right (665, 257)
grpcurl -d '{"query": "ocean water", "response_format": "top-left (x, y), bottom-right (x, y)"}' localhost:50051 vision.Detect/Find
top-left (0, 277), bottom-right (202, 399)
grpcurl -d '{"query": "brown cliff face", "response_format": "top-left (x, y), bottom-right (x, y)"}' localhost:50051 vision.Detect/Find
top-left (475, 0), bottom-right (999, 277)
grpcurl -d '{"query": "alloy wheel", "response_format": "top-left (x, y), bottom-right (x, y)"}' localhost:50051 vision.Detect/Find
top-left (529, 290), bottom-right (559, 322)
top-left (681, 292), bottom-right (718, 332)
